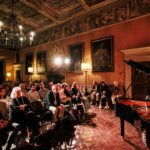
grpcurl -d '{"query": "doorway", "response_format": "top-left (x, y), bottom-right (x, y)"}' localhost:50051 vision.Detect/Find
top-left (132, 61), bottom-right (150, 99)
top-left (0, 59), bottom-right (6, 84)
top-left (16, 70), bottom-right (21, 81)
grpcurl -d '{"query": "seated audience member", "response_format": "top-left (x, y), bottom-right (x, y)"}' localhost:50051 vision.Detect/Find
top-left (0, 87), bottom-right (11, 103)
top-left (111, 81), bottom-right (122, 105)
top-left (5, 85), bottom-right (12, 97)
top-left (19, 82), bottom-right (28, 98)
top-left (48, 81), bottom-right (53, 91)
top-left (27, 84), bottom-right (41, 102)
top-left (71, 82), bottom-right (85, 119)
top-left (0, 87), bottom-right (11, 119)
top-left (10, 87), bottom-right (39, 143)
top-left (0, 112), bottom-right (19, 150)
top-left (59, 84), bottom-right (71, 103)
top-left (91, 81), bottom-right (100, 105)
top-left (99, 81), bottom-right (109, 108)
top-left (44, 84), bottom-right (65, 122)
top-left (39, 82), bottom-right (49, 101)
top-left (99, 91), bottom-right (109, 109)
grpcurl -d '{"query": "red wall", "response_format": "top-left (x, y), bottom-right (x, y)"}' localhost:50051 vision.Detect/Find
top-left (22, 15), bottom-right (150, 85)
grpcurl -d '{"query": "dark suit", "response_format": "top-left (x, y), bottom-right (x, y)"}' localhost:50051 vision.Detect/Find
top-left (44, 91), bottom-right (60, 110)
top-left (10, 96), bottom-right (39, 135)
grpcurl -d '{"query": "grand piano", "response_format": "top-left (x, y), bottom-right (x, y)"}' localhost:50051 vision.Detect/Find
top-left (116, 60), bottom-right (150, 149)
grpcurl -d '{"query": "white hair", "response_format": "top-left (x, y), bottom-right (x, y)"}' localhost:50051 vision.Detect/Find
top-left (10, 87), bottom-right (21, 99)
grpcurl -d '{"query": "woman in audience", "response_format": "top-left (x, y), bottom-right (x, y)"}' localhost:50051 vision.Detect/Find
top-left (71, 82), bottom-right (85, 121)
top-left (0, 87), bottom-right (11, 119)
top-left (10, 87), bottom-right (39, 143)
top-left (0, 87), bottom-right (11, 104)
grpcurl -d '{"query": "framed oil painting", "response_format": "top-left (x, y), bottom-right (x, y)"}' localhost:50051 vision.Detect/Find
top-left (91, 36), bottom-right (114, 72)
top-left (68, 43), bottom-right (84, 72)
top-left (25, 53), bottom-right (33, 74)
top-left (36, 51), bottom-right (47, 74)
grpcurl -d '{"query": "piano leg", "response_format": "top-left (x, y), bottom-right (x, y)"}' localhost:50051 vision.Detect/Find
top-left (120, 118), bottom-right (124, 139)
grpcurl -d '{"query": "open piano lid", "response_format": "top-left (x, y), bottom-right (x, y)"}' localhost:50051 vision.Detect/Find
top-left (124, 60), bottom-right (150, 74)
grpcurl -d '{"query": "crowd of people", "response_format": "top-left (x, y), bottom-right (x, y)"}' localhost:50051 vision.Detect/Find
top-left (0, 79), bottom-right (123, 149)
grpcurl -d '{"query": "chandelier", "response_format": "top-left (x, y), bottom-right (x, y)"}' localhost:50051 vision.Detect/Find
top-left (0, 0), bottom-right (35, 49)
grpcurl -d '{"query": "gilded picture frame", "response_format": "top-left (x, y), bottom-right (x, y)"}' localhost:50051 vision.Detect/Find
top-left (25, 53), bottom-right (33, 75)
top-left (36, 51), bottom-right (47, 74)
top-left (91, 36), bottom-right (114, 72)
top-left (68, 43), bottom-right (84, 73)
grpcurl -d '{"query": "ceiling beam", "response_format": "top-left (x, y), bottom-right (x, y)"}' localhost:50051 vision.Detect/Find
top-left (90, 0), bottom-right (118, 10)
top-left (21, 0), bottom-right (61, 24)
top-left (0, 6), bottom-right (39, 28)
top-left (46, 2), bottom-right (80, 15)
top-left (77, 0), bottom-right (90, 11)
top-left (36, 22), bottom-right (57, 33)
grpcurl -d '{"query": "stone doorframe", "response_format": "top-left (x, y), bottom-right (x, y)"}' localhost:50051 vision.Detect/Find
top-left (121, 46), bottom-right (150, 98)
top-left (13, 63), bottom-right (23, 81)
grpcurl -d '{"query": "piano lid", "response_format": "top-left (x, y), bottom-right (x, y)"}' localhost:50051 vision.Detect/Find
top-left (124, 60), bottom-right (150, 74)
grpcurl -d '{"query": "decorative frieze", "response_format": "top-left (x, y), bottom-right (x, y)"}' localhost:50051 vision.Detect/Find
top-left (30, 0), bottom-right (150, 47)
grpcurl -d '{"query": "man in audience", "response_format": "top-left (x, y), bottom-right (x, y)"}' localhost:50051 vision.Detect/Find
top-left (111, 81), bottom-right (122, 106)
top-left (39, 82), bottom-right (49, 101)
top-left (19, 82), bottom-right (28, 98)
top-left (44, 84), bottom-right (65, 122)
top-left (91, 81), bottom-right (100, 105)
top-left (27, 84), bottom-right (41, 102)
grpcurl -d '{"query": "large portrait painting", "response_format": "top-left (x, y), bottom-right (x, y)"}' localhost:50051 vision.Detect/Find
top-left (25, 53), bottom-right (33, 74)
top-left (36, 51), bottom-right (47, 74)
top-left (68, 43), bottom-right (83, 72)
top-left (91, 36), bottom-right (114, 72)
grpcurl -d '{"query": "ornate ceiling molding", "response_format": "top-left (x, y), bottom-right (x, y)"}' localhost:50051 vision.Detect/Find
top-left (28, 0), bottom-right (149, 48)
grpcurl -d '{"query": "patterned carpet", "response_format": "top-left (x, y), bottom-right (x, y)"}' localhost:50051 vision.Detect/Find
top-left (10, 106), bottom-right (149, 150)
top-left (74, 106), bottom-right (149, 150)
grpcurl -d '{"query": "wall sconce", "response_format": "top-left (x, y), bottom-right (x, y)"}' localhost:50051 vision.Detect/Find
top-left (81, 63), bottom-right (92, 93)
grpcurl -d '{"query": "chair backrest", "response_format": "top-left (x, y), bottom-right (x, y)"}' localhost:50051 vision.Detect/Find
top-left (0, 101), bottom-right (8, 119)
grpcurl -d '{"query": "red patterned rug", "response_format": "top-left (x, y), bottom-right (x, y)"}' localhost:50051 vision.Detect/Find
top-left (74, 106), bottom-right (149, 150)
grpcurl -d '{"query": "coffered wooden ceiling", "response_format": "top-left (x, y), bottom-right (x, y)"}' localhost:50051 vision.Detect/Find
top-left (0, 0), bottom-right (118, 33)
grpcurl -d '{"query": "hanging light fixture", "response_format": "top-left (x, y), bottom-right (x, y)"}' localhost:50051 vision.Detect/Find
top-left (0, 0), bottom-right (35, 49)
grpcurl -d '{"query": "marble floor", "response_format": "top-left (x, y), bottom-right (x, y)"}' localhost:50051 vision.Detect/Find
top-left (8, 106), bottom-right (149, 150)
